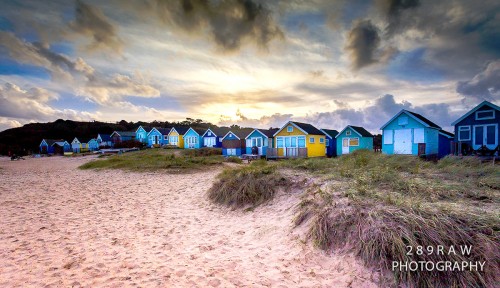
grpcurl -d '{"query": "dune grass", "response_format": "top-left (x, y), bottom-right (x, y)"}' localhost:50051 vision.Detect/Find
top-left (181, 147), bottom-right (222, 157)
top-left (290, 150), bottom-right (499, 287)
top-left (79, 149), bottom-right (225, 172)
top-left (207, 160), bottom-right (290, 208)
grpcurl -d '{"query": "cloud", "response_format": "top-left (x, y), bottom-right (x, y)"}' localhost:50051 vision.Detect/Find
top-left (0, 32), bottom-right (159, 106)
top-left (0, 82), bottom-right (95, 122)
top-left (456, 60), bottom-right (500, 101)
top-left (0, 117), bottom-right (22, 132)
top-left (123, 0), bottom-right (283, 52)
top-left (345, 20), bottom-right (381, 70)
top-left (218, 112), bottom-right (293, 129)
top-left (304, 94), bottom-right (458, 132)
top-left (377, 0), bottom-right (420, 35)
top-left (70, 0), bottom-right (124, 52)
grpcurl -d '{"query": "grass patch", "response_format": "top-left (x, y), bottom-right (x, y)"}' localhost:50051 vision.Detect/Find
top-left (79, 149), bottom-right (224, 172)
top-left (181, 147), bottom-right (222, 157)
top-left (289, 151), bottom-right (499, 287)
top-left (207, 161), bottom-right (290, 208)
top-left (226, 156), bottom-right (243, 163)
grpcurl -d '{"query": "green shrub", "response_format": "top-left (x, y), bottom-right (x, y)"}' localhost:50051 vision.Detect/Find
top-left (182, 147), bottom-right (222, 157)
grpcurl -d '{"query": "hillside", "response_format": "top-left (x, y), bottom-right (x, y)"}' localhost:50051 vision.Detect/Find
top-left (0, 118), bottom-right (213, 155)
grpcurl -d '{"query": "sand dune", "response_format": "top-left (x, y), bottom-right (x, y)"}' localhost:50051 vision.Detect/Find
top-left (0, 156), bottom-right (378, 287)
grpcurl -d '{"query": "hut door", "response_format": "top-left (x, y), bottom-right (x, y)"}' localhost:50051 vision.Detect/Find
top-left (474, 125), bottom-right (498, 149)
top-left (394, 129), bottom-right (412, 154)
top-left (342, 138), bottom-right (349, 154)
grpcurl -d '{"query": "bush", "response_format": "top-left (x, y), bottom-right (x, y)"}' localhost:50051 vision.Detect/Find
top-left (226, 156), bottom-right (243, 163)
top-left (207, 162), bottom-right (289, 208)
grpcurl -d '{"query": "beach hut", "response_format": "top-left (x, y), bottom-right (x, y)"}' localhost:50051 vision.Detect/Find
top-left (39, 139), bottom-right (61, 154)
top-left (51, 140), bottom-right (71, 155)
top-left (336, 125), bottom-right (373, 155)
top-left (201, 127), bottom-right (230, 148)
top-left (97, 134), bottom-right (112, 148)
top-left (451, 101), bottom-right (499, 154)
top-left (244, 128), bottom-right (278, 156)
top-left (167, 127), bottom-right (189, 148)
top-left (110, 131), bottom-right (136, 144)
top-left (438, 130), bottom-right (454, 158)
top-left (221, 128), bottom-right (254, 156)
top-left (380, 110), bottom-right (442, 157)
top-left (147, 127), bottom-right (170, 147)
top-left (87, 138), bottom-right (99, 151)
top-left (272, 121), bottom-right (326, 158)
top-left (71, 137), bottom-right (82, 153)
top-left (183, 127), bottom-right (206, 149)
top-left (135, 126), bottom-right (152, 144)
top-left (320, 129), bottom-right (339, 157)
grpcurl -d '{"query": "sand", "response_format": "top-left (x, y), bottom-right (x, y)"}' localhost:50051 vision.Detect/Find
top-left (0, 156), bottom-right (378, 287)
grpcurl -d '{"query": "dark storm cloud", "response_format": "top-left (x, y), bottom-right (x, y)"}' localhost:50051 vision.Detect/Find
top-left (127, 0), bottom-right (283, 52)
top-left (377, 0), bottom-right (420, 35)
top-left (456, 60), bottom-right (500, 102)
top-left (70, 0), bottom-right (123, 52)
top-left (345, 20), bottom-right (380, 70)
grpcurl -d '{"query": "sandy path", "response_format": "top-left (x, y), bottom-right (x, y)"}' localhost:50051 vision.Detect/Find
top-left (0, 156), bottom-right (378, 287)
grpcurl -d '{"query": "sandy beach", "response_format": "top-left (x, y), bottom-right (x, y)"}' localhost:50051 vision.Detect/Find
top-left (0, 156), bottom-right (378, 287)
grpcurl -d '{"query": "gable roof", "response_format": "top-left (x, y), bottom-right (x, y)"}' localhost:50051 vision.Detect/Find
top-left (41, 139), bottom-right (63, 146)
top-left (202, 126), bottom-right (231, 137)
top-left (451, 100), bottom-right (500, 126)
top-left (245, 128), bottom-right (278, 139)
top-left (136, 126), bottom-right (153, 133)
top-left (184, 127), bottom-right (206, 137)
top-left (97, 134), bottom-right (111, 141)
top-left (222, 128), bottom-right (254, 140)
top-left (52, 141), bottom-right (69, 147)
top-left (170, 126), bottom-right (190, 135)
top-left (320, 129), bottom-right (339, 139)
top-left (380, 109), bottom-right (441, 130)
top-left (335, 125), bottom-right (373, 138)
top-left (148, 127), bottom-right (171, 136)
top-left (439, 130), bottom-right (454, 138)
top-left (111, 131), bottom-right (136, 137)
top-left (273, 121), bottom-right (324, 136)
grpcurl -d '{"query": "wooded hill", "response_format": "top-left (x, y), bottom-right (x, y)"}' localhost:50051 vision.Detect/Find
top-left (0, 118), bottom-right (215, 155)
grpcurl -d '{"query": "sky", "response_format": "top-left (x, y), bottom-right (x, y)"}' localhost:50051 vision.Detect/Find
top-left (0, 0), bottom-right (499, 133)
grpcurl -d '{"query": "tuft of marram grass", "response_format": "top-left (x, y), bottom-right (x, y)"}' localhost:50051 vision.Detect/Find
top-left (290, 151), bottom-right (499, 288)
top-left (225, 156), bottom-right (243, 164)
top-left (207, 162), bottom-right (289, 208)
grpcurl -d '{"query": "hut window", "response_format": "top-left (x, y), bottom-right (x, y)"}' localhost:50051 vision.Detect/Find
top-left (346, 130), bottom-right (351, 136)
top-left (320, 138), bottom-right (325, 143)
top-left (298, 136), bottom-right (306, 147)
top-left (349, 138), bottom-right (359, 146)
top-left (326, 139), bottom-right (330, 146)
top-left (309, 137), bottom-right (315, 143)
top-left (458, 126), bottom-right (471, 141)
top-left (475, 110), bottom-right (495, 120)
top-left (398, 116), bottom-right (409, 125)
top-left (277, 137), bottom-right (284, 148)
top-left (287, 126), bottom-right (293, 132)
top-left (413, 128), bottom-right (424, 143)
top-left (164, 135), bottom-right (168, 140)
top-left (383, 130), bottom-right (393, 144)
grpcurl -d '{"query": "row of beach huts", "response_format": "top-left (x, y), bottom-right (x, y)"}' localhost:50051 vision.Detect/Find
top-left (40, 101), bottom-right (499, 158)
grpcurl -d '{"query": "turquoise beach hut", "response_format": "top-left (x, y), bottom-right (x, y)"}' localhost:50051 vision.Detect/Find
top-left (135, 126), bottom-right (152, 144)
top-left (380, 110), bottom-right (442, 157)
top-left (148, 127), bottom-right (170, 147)
top-left (183, 127), bottom-right (206, 149)
top-left (244, 128), bottom-right (278, 156)
top-left (336, 125), bottom-right (373, 155)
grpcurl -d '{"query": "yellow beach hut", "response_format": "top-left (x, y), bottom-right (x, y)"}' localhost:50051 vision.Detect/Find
top-left (167, 127), bottom-right (189, 148)
top-left (271, 121), bottom-right (326, 158)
